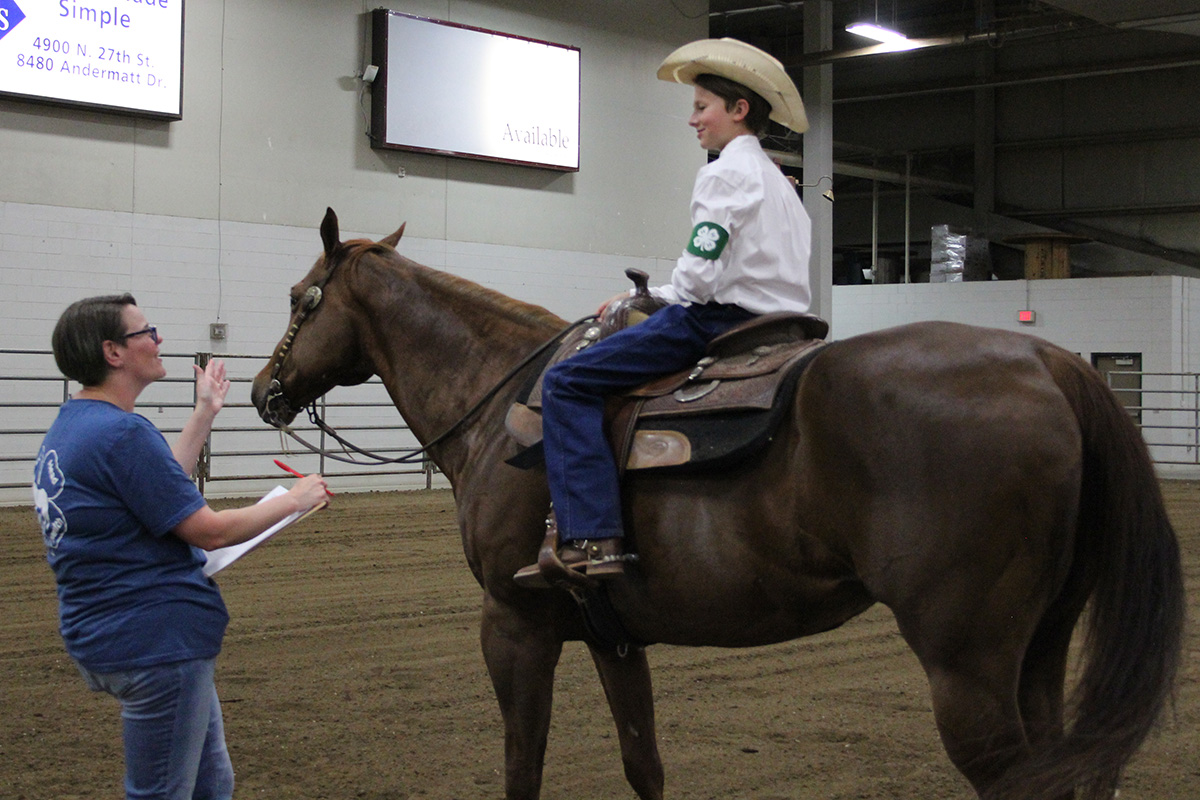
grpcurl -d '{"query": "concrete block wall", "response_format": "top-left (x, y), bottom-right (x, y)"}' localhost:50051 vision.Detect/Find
top-left (0, 199), bottom-right (675, 503)
top-left (1, 200), bottom-right (672, 358)
top-left (832, 277), bottom-right (1181, 369)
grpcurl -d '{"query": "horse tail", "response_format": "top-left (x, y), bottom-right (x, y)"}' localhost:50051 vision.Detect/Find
top-left (999, 345), bottom-right (1185, 800)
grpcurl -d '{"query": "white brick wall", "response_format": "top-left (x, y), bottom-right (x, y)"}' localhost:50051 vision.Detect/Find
top-left (0, 200), bottom-right (664, 357)
top-left (0, 200), bottom-right (670, 503)
top-left (9, 200), bottom-right (1200, 501)
top-left (833, 277), bottom-right (1185, 371)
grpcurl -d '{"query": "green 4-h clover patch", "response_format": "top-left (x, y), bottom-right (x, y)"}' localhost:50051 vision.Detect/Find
top-left (686, 222), bottom-right (729, 260)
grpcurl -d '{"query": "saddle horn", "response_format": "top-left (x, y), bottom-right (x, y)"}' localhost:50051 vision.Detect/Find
top-left (598, 268), bottom-right (668, 337)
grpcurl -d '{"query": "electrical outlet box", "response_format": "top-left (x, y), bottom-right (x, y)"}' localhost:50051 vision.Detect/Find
top-left (209, 323), bottom-right (228, 340)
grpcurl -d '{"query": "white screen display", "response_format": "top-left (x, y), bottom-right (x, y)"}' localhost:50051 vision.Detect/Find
top-left (0, 0), bottom-right (184, 119)
top-left (373, 11), bottom-right (579, 172)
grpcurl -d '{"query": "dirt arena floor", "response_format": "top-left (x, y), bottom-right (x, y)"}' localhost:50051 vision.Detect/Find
top-left (3, 481), bottom-right (1197, 799)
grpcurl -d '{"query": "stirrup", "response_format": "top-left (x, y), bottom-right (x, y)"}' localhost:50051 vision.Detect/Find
top-left (513, 510), bottom-right (595, 591)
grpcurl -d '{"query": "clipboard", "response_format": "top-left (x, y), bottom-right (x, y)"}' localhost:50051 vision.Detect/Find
top-left (202, 485), bottom-right (326, 576)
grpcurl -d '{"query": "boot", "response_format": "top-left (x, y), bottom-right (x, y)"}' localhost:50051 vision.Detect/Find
top-left (513, 509), bottom-right (580, 588)
top-left (513, 510), bottom-right (628, 587)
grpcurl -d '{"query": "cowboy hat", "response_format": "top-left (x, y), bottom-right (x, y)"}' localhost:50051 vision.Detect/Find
top-left (657, 38), bottom-right (808, 134)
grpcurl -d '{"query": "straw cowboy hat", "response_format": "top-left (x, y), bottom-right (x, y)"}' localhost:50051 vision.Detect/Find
top-left (657, 38), bottom-right (808, 134)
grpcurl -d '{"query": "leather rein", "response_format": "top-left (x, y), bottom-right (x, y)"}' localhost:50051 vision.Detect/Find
top-left (261, 245), bottom-right (589, 466)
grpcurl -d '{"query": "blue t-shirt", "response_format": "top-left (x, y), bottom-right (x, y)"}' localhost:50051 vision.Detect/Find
top-left (32, 399), bottom-right (228, 672)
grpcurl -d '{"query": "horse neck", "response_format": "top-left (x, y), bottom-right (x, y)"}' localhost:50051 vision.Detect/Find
top-left (355, 257), bottom-right (564, 474)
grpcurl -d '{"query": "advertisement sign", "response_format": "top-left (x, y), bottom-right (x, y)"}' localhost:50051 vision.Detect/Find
top-left (0, 0), bottom-right (184, 119)
top-left (371, 11), bottom-right (579, 172)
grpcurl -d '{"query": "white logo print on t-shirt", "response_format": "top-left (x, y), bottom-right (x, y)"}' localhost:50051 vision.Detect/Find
top-left (33, 447), bottom-right (68, 549)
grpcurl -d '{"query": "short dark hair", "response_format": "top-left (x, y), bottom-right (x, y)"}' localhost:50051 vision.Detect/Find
top-left (52, 294), bottom-right (138, 387)
top-left (694, 73), bottom-right (773, 136)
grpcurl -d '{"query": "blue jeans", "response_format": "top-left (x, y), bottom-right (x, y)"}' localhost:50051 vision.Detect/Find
top-left (77, 657), bottom-right (234, 800)
top-left (542, 302), bottom-right (755, 541)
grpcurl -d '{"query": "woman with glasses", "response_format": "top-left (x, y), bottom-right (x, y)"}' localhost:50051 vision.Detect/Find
top-left (32, 293), bottom-right (330, 800)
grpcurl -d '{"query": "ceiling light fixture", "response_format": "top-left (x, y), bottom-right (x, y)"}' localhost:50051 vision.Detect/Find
top-left (846, 21), bottom-right (920, 50)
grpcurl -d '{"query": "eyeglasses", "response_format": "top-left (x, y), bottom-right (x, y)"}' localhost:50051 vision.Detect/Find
top-left (118, 326), bottom-right (158, 342)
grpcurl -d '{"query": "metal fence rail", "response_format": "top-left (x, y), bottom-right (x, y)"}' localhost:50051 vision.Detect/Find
top-left (1110, 370), bottom-right (1200, 466)
top-left (8, 353), bottom-right (1198, 505)
top-left (2, 348), bottom-right (440, 506)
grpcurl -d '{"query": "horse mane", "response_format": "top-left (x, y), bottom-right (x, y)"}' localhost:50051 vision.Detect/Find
top-left (343, 239), bottom-right (567, 333)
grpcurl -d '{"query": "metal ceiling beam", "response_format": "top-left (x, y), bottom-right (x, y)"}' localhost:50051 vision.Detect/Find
top-left (1035, 215), bottom-right (1200, 271)
top-left (1039, 0), bottom-right (1200, 28)
top-left (833, 51), bottom-right (1200, 103)
top-left (764, 148), bottom-right (974, 193)
top-left (708, 1), bottom-right (804, 18)
top-left (1007, 202), bottom-right (1200, 219)
top-left (994, 124), bottom-right (1200, 151)
top-left (783, 15), bottom-right (1089, 68)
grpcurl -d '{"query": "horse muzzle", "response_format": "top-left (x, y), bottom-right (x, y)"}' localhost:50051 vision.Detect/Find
top-left (256, 378), bottom-right (297, 428)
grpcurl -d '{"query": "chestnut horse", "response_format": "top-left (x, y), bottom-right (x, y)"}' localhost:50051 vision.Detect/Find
top-left (251, 209), bottom-right (1183, 800)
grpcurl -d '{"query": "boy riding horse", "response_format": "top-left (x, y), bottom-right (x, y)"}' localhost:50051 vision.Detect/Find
top-left (516, 38), bottom-right (813, 585)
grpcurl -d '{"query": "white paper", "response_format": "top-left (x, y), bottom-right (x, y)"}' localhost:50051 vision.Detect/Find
top-left (203, 486), bottom-right (308, 577)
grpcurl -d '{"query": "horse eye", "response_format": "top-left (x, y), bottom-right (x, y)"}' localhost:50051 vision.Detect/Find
top-left (289, 294), bottom-right (299, 311)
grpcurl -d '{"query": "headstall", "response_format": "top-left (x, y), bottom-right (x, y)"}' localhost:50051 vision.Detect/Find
top-left (262, 246), bottom-right (587, 466)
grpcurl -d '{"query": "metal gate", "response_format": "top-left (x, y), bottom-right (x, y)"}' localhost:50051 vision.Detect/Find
top-left (1107, 367), bottom-right (1200, 467)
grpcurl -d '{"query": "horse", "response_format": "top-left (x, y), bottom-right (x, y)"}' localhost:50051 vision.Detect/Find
top-left (250, 209), bottom-right (1184, 800)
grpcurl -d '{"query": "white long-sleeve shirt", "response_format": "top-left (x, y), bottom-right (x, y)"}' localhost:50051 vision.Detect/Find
top-left (650, 134), bottom-right (812, 315)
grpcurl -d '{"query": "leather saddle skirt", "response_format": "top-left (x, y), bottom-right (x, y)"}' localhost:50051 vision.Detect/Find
top-left (505, 312), bottom-right (828, 473)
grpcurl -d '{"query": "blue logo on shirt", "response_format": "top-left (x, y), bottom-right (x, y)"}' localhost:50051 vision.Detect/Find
top-left (33, 447), bottom-right (68, 549)
top-left (0, 1), bottom-right (26, 41)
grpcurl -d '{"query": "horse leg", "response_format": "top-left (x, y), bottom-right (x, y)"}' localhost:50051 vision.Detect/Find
top-left (893, 598), bottom-right (1035, 799)
top-left (480, 594), bottom-right (564, 800)
top-left (920, 647), bottom-right (1030, 798)
top-left (1007, 605), bottom-right (1081, 800)
top-left (588, 645), bottom-right (664, 800)
top-left (921, 630), bottom-right (1077, 800)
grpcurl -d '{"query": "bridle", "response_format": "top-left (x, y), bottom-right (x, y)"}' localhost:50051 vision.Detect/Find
top-left (260, 243), bottom-right (344, 436)
top-left (261, 243), bottom-right (589, 466)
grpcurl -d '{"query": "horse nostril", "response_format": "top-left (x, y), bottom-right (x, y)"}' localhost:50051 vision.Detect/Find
top-left (259, 378), bottom-right (302, 429)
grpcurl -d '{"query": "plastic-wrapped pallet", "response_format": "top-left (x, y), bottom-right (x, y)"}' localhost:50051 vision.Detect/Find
top-left (930, 224), bottom-right (991, 282)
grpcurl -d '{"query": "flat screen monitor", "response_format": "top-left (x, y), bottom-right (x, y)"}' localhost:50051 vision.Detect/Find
top-left (0, 0), bottom-right (184, 119)
top-left (371, 10), bottom-right (579, 172)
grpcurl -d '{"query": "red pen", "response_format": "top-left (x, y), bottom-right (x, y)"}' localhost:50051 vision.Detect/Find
top-left (274, 459), bottom-right (335, 496)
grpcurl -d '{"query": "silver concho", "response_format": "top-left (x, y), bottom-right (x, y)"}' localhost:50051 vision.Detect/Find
top-left (304, 285), bottom-right (323, 310)
top-left (674, 380), bottom-right (720, 402)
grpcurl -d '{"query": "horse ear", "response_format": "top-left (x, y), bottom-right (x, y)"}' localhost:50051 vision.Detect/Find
top-left (320, 208), bottom-right (340, 258)
top-left (380, 222), bottom-right (406, 249)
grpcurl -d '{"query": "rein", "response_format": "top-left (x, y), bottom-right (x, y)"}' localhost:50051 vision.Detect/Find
top-left (262, 241), bottom-right (593, 465)
top-left (279, 316), bottom-right (591, 466)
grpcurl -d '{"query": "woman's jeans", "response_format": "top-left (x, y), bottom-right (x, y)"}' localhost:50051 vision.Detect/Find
top-left (542, 302), bottom-right (755, 541)
top-left (77, 657), bottom-right (234, 800)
